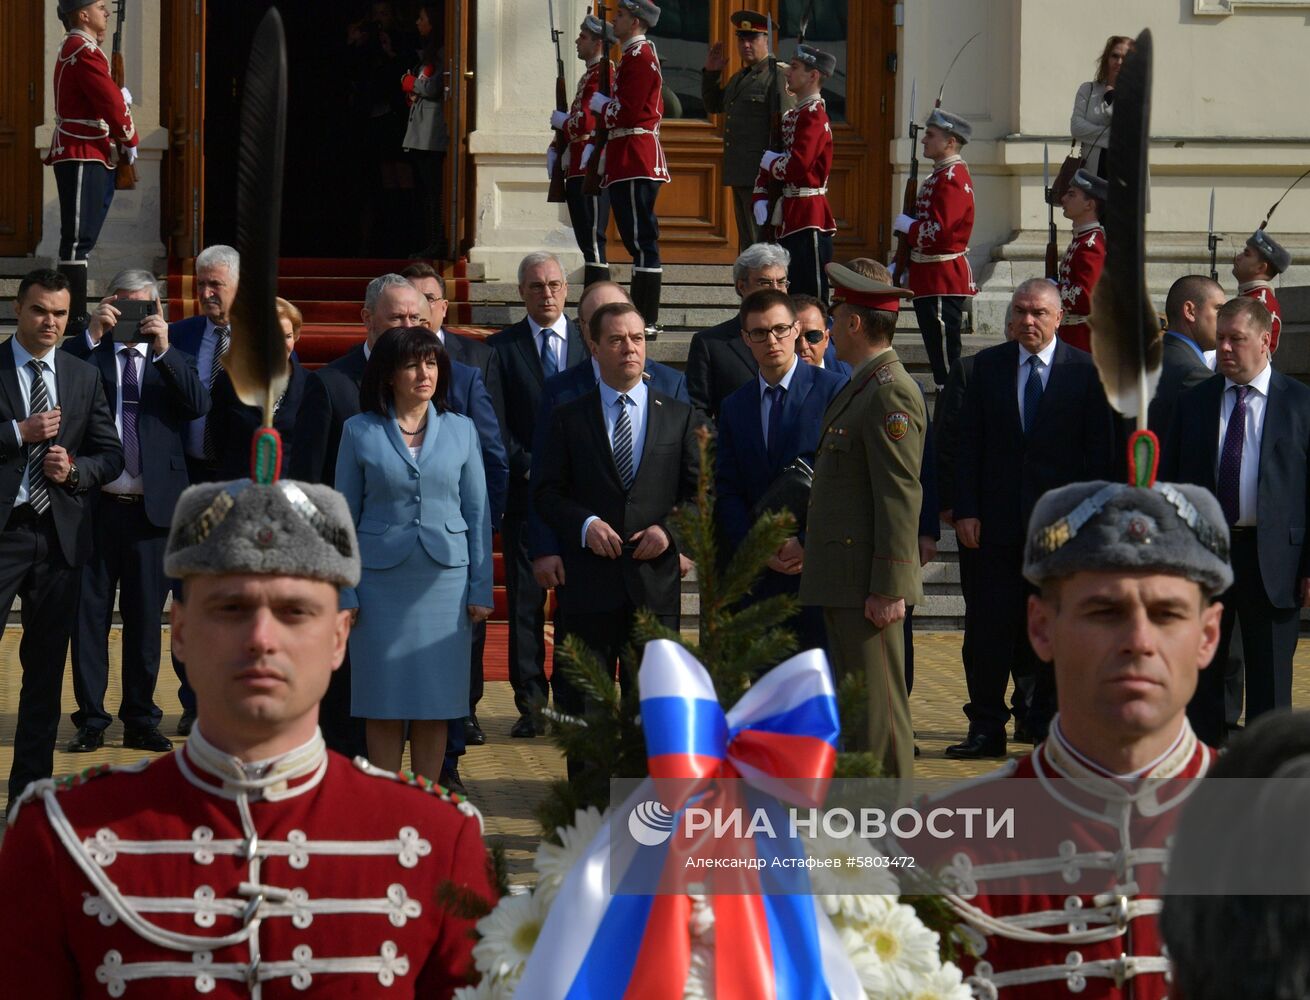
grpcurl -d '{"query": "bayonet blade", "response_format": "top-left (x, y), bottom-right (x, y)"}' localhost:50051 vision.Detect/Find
top-left (1208, 187), bottom-right (1215, 237)
top-left (908, 78), bottom-right (917, 137)
top-left (1043, 143), bottom-right (1050, 192)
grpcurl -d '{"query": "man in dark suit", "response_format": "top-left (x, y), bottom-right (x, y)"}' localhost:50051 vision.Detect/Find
top-left (1, 270), bottom-right (123, 808)
top-left (715, 288), bottom-right (846, 654)
top-left (684, 242), bottom-right (791, 420)
top-left (952, 278), bottom-right (1116, 757)
top-left (487, 253), bottom-right (586, 737)
top-left (163, 243), bottom-right (240, 735)
top-left (793, 293), bottom-right (852, 379)
top-left (1162, 296), bottom-right (1310, 748)
top-left (529, 280), bottom-right (688, 578)
top-left (286, 273), bottom-right (506, 772)
top-left (534, 300), bottom-right (700, 775)
top-left (1149, 275), bottom-right (1225, 444)
top-left (60, 269), bottom-right (209, 755)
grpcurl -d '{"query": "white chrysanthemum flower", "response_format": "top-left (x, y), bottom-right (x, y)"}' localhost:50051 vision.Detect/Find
top-left (683, 938), bottom-right (715, 999)
top-left (840, 901), bottom-right (942, 998)
top-left (472, 889), bottom-right (552, 980)
top-left (533, 806), bottom-right (607, 901)
top-left (904, 962), bottom-right (974, 1000)
top-left (801, 829), bottom-right (899, 917)
top-left (453, 972), bottom-right (519, 999)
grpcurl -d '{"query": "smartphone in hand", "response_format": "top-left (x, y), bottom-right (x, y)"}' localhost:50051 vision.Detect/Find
top-left (111, 299), bottom-right (158, 343)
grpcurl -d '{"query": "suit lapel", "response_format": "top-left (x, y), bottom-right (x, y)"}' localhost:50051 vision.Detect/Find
top-left (777, 363), bottom-right (815, 464)
top-left (383, 411), bottom-right (420, 470)
top-left (0, 340), bottom-right (20, 419)
top-left (95, 343), bottom-right (119, 412)
top-left (1199, 376), bottom-right (1225, 487)
top-left (53, 349), bottom-right (79, 448)
top-left (565, 321), bottom-right (587, 368)
top-left (587, 390), bottom-right (624, 489)
top-left (635, 388), bottom-right (663, 485)
top-left (515, 322), bottom-right (546, 386)
top-left (416, 402), bottom-right (442, 468)
top-left (729, 335), bottom-right (757, 379)
top-left (1258, 371), bottom-right (1284, 501)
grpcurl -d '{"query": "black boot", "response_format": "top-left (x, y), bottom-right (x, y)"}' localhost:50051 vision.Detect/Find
top-left (583, 263), bottom-right (610, 288)
top-left (630, 269), bottom-right (661, 332)
top-left (59, 261), bottom-right (88, 333)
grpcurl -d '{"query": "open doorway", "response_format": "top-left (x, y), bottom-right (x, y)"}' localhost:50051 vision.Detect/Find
top-left (202, 0), bottom-right (453, 258)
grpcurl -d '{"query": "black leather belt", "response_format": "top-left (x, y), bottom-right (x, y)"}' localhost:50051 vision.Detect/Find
top-left (105, 493), bottom-right (144, 504)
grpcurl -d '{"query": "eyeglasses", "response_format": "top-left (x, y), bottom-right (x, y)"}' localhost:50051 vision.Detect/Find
top-left (800, 328), bottom-right (827, 345)
top-left (744, 322), bottom-right (797, 343)
top-left (526, 281), bottom-right (565, 295)
top-left (751, 277), bottom-right (790, 289)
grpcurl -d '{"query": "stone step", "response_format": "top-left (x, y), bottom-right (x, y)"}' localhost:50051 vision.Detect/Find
top-left (567, 263), bottom-right (736, 285)
top-left (0, 256), bottom-right (53, 276)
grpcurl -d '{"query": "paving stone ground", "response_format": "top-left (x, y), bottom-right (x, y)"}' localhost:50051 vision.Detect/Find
top-left (1, 628), bottom-right (1307, 884)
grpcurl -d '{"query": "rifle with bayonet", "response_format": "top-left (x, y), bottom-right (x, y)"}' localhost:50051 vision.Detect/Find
top-left (762, 11), bottom-right (784, 241)
top-left (582, 3), bottom-right (611, 197)
top-left (546, 0), bottom-right (568, 203)
top-left (111, 0), bottom-right (136, 190)
top-left (1207, 187), bottom-right (1219, 282)
top-left (1045, 144), bottom-right (1059, 281)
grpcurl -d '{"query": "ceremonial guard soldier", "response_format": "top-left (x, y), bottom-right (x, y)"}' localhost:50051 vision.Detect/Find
top-left (47, 0), bottom-right (139, 327)
top-left (1056, 169), bottom-right (1108, 353)
top-left (753, 44), bottom-right (837, 301)
top-left (0, 479), bottom-right (494, 996)
top-left (588, 0), bottom-right (669, 332)
top-left (1232, 228), bottom-right (1289, 352)
top-left (910, 480), bottom-right (1230, 998)
top-left (702, 10), bottom-right (795, 249)
top-left (799, 259), bottom-right (923, 779)
top-left (892, 108), bottom-right (977, 389)
top-left (551, 14), bottom-right (617, 289)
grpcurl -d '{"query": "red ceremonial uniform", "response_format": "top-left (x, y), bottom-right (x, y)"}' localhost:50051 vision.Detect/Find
top-left (46, 29), bottom-right (137, 166)
top-left (0, 732), bottom-right (494, 998)
top-left (1058, 222), bottom-right (1107, 353)
top-left (1239, 280), bottom-right (1283, 353)
top-left (906, 155), bottom-right (977, 299)
top-left (910, 720), bottom-right (1213, 1000)
top-left (600, 35), bottom-right (669, 186)
top-left (564, 59), bottom-right (611, 178)
top-left (751, 93), bottom-right (836, 240)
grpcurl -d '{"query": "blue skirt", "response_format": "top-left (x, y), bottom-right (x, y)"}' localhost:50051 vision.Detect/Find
top-left (349, 546), bottom-right (471, 720)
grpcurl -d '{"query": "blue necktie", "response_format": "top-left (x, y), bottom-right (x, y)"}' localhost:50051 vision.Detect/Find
top-left (613, 394), bottom-right (634, 489)
top-left (1217, 385), bottom-right (1250, 525)
top-left (540, 331), bottom-right (559, 378)
top-left (765, 384), bottom-right (785, 465)
top-left (1023, 355), bottom-right (1043, 435)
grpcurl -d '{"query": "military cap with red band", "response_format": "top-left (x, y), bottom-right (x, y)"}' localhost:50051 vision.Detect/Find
top-left (731, 10), bottom-right (770, 34)
top-left (825, 261), bottom-right (914, 312)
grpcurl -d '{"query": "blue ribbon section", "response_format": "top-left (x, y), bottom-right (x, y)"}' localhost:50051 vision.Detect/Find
top-left (642, 696), bottom-right (730, 762)
top-left (727, 695), bottom-right (840, 748)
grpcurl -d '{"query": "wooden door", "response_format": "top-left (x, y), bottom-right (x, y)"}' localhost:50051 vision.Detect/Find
top-left (627, 0), bottom-right (893, 265)
top-left (444, 0), bottom-right (474, 258)
top-left (160, 0), bottom-right (205, 260)
top-left (0, 0), bottom-right (45, 256)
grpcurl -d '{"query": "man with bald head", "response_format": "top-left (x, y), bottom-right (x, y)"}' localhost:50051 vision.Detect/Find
top-left (950, 277), bottom-right (1116, 757)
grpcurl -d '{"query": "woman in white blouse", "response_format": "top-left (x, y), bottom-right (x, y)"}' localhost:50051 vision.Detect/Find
top-left (1070, 35), bottom-right (1133, 178)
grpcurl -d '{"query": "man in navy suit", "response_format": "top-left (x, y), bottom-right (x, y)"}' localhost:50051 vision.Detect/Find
top-left (1162, 297), bottom-right (1310, 748)
top-left (286, 274), bottom-right (506, 775)
top-left (793, 293), bottom-right (851, 379)
top-left (529, 280), bottom-right (688, 580)
top-left (487, 253), bottom-right (587, 737)
top-left (1149, 275), bottom-right (1225, 445)
top-left (684, 242), bottom-right (791, 421)
top-left (952, 278), bottom-right (1116, 757)
top-left (61, 269), bottom-right (209, 755)
top-left (714, 288), bottom-right (846, 655)
top-left (164, 244), bottom-right (240, 735)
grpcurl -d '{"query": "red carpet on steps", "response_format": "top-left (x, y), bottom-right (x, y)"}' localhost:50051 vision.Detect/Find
top-left (482, 623), bottom-right (554, 684)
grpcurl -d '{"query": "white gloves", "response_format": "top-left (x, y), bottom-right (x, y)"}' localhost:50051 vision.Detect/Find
top-left (892, 213), bottom-right (916, 236)
top-left (549, 110), bottom-right (568, 130)
top-left (125, 146), bottom-right (138, 166)
top-left (120, 86), bottom-right (133, 106)
top-left (753, 201), bottom-right (769, 226)
top-left (580, 143), bottom-right (595, 169)
top-left (760, 150), bottom-right (783, 171)
top-left (546, 147), bottom-right (559, 179)
top-left (589, 93), bottom-right (612, 114)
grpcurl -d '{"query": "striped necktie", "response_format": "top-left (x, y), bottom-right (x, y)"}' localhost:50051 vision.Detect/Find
top-left (120, 348), bottom-right (142, 478)
top-left (25, 359), bottom-right (52, 514)
top-left (203, 326), bottom-right (230, 460)
top-left (612, 394), bottom-right (634, 489)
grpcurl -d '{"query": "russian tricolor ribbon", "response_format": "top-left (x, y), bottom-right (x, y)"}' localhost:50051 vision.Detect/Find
top-left (516, 640), bottom-right (863, 1000)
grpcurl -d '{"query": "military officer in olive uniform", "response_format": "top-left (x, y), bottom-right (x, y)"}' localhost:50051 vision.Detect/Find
top-left (800, 259), bottom-right (924, 780)
top-left (702, 10), bottom-right (795, 249)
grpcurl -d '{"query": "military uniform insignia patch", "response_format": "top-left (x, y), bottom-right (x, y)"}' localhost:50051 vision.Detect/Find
top-left (885, 411), bottom-right (910, 440)
top-left (874, 364), bottom-right (896, 385)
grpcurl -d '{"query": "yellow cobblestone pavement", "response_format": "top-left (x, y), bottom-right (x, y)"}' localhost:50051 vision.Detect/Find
top-left (1, 628), bottom-right (1306, 885)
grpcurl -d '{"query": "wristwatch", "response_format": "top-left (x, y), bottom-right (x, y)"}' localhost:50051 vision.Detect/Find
top-left (65, 461), bottom-right (80, 490)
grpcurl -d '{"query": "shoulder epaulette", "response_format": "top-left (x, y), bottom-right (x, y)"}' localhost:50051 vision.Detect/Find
top-left (9, 759), bottom-right (151, 824)
top-left (351, 757), bottom-right (484, 829)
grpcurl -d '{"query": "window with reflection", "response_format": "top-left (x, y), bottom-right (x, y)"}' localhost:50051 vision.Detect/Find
top-left (777, 0), bottom-right (848, 123)
top-left (646, 1), bottom-right (711, 120)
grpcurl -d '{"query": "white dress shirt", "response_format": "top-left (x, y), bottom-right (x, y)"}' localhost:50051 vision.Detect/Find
top-left (1016, 336), bottom-right (1058, 424)
top-left (580, 377), bottom-right (650, 546)
top-left (102, 342), bottom-right (149, 496)
top-left (757, 355), bottom-right (799, 450)
top-left (185, 318), bottom-right (225, 458)
top-left (528, 314), bottom-right (569, 374)
top-left (1217, 361), bottom-right (1271, 527)
top-left (10, 339), bottom-right (59, 507)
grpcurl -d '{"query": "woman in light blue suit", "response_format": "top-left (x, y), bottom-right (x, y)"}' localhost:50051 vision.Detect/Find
top-left (336, 327), bottom-right (493, 782)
